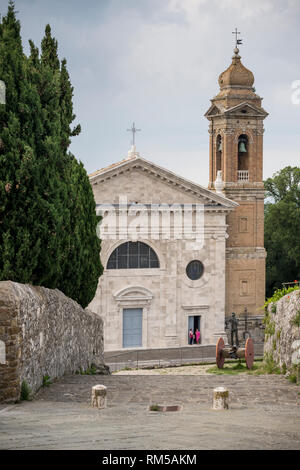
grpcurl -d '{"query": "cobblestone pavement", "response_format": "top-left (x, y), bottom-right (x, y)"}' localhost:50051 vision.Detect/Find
top-left (0, 372), bottom-right (299, 450)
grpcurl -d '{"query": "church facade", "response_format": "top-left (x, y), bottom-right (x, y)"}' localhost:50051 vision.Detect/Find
top-left (89, 46), bottom-right (267, 352)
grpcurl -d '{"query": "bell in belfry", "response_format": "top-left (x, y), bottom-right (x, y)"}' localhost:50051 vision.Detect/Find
top-left (238, 140), bottom-right (247, 153)
top-left (218, 141), bottom-right (222, 151)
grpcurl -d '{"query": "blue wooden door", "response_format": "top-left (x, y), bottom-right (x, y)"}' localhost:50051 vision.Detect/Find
top-left (123, 308), bottom-right (143, 348)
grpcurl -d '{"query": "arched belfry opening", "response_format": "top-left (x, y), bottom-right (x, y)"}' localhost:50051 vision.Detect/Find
top-left (237, 134), bottom-right (249, 181)
top-left (216, 134), bottom-right (222, 177)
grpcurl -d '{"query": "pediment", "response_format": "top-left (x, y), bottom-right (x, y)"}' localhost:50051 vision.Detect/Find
top-left (204, 104), bottom-right (224, 118)
top-left (114, 286), bottom-right (153, 301)
top-left (224, 102), bottom-right (268, 117)
top-left (89, 156), bottom-right (237, 210)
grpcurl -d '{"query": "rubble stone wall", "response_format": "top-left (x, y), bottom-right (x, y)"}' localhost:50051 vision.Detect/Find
top-left (264, 289), bottom-right (300, 370)
top-left (0, 281), bottom-right (107, 403)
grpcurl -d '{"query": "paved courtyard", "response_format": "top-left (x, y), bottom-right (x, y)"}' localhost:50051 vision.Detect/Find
top-left (0, 369), bottom-right (299, 450)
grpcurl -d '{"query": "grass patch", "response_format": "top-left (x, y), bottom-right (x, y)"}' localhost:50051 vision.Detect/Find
top-left (286, 365), bottom-right (300, 385)
top-left (207, 360), bottom-right (260, 375)
top-left (85, 364), bottom-right (98, 375)
top-left (42, 374), bottom-right (52, 387)
top-left (20, 380), bottom-right (32, 401)
top-left (264, 286), bottom-right (299, 310)
top-left (250, 354), bottom-right (281, 375)
top-left (149, 404), bottom-right (159, 411)
top-left (288, 374), bottom-right (297, 384)
top-left (265, 320), bottom-right (276, 338)
top-left (277, 329), bottom-right (281, 340)
top-left (75, 364), bottom-right (98, 375)
top-left (207, 357), bottom-right (280, 376)
top-left (292, 310), bottom-right (300, 327)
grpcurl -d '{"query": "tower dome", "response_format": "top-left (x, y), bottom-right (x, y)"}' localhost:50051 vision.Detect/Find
top-left (218, 48), bottom-right (254, 89)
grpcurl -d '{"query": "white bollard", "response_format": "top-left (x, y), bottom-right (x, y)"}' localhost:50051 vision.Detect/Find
top-left (212, 386), bottom-right (229, 410)
top-left (91, 384), bottom-right (107, 409)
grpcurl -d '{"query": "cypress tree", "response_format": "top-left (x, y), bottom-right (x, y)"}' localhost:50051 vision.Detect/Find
top-left (0, 1), bottom-right (41, 282)
top-left (0, 5), bottom-right (102, 307)
top-left (30, 24), bottom-right (71, 287)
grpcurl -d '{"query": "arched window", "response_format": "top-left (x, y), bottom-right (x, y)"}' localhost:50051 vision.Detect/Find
top-left (107, 241), bottom-right (159, 269)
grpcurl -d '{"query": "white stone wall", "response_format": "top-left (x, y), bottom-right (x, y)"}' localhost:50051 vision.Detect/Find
top-left (89, 164), bottom-right (231, 351)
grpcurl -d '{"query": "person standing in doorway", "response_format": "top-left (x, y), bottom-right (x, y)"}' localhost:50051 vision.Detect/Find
top-left (195, 328), bottom-right (201, 344)
top-left (189, 328), bottom-right (194, 345)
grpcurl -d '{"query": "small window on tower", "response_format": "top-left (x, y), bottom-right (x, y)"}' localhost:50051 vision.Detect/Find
top-left (239, 217), bottom-right (248, 233)
top-left (240, 280), bottom-right (248, 296)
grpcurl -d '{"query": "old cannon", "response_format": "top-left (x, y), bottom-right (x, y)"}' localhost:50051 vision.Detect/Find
top-left (216, 336), bottom-right (254, 369)
top-left (216, 311), bottom-right (254, 369)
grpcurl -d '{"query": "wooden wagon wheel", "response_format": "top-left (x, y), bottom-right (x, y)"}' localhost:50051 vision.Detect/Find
top-left (245, 337), bottom-right (254, 369)
top-left (216, 337), bottom-right (225, 369)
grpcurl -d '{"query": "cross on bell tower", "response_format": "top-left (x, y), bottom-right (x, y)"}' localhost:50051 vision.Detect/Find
top-left (204, 34), bottom-right (268, 325)
top-left (232, 27), bottom-right (242, 47)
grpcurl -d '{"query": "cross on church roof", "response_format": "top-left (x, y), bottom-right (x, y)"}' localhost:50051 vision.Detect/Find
top-left (127, 122), bottom-right (141, 146)
top-left (232, 27), bottom-right (243, 47)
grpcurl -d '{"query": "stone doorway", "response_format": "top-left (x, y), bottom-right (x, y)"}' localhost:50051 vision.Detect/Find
top-left (188, 315), bottom-right (201, 345)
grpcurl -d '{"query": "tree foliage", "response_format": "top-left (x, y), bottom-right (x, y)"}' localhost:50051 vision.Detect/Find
top-left (0, 2), bottom-right (102, 307)
top-left (264, 166), bottom-right (300, 297)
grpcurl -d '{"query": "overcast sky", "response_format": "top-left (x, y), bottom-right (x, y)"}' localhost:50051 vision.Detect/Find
top-left (1, 0), bottom-right (299, 186)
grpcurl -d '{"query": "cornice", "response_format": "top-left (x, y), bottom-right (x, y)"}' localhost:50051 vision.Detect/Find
top-left (90, 156), bottom-right (238, 209)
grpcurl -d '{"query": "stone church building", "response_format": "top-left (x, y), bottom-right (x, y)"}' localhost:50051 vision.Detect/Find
top-left (89, 46), bottom-right (268, 352)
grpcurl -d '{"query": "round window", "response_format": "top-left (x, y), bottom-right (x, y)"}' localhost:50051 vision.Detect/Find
top-left (186, 260), bottom-right (204, 281)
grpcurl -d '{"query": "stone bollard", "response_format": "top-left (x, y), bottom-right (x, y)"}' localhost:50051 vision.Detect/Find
top-left (91, 384), bottom-right (107, 409)
top-left (212, 386), bottom-right (229, 410)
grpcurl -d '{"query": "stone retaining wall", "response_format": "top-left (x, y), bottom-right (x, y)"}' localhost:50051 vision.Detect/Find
top-left (0, 281), bottom-right (108, 403)
top-left (264, 289), bottom-right (300, 370)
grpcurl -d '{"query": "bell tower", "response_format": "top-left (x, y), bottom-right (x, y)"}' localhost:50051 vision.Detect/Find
top-left (205, 39), bottom-right (268, 335)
